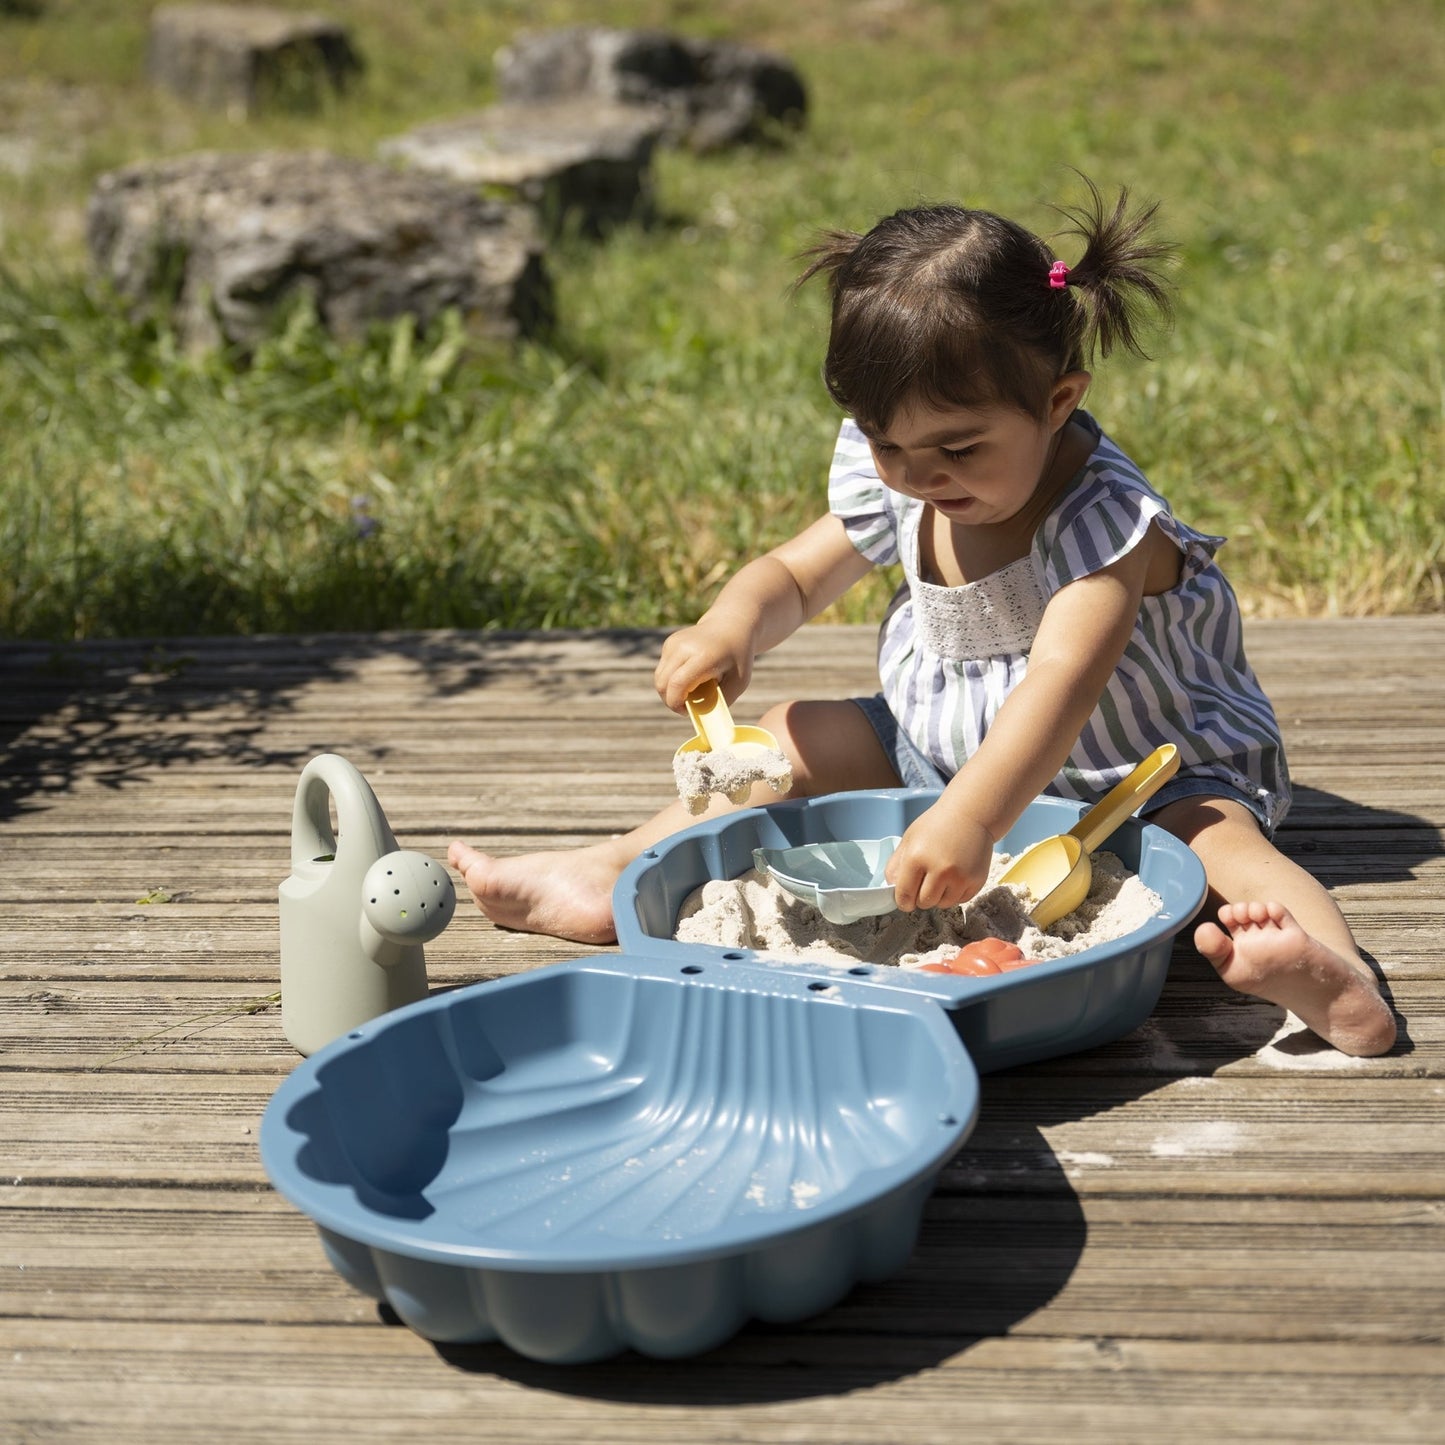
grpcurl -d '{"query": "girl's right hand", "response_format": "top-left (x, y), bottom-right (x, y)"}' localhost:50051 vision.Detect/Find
top-left (886, 798), bottom-right (996, 912)
top-left (653, 514), bottom-right (877, 714)
top-left (654, 619), bottom-right (755, 714)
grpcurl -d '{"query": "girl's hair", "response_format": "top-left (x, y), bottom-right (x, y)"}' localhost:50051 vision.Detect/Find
top-left (795, 176), bottom-right (1176, 430)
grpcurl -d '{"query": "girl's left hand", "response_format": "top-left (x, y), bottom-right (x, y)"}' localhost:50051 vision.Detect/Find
top-left (885, 801), bottom-right (995, 912)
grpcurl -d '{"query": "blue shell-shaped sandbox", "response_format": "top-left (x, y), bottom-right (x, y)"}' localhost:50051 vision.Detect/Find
top-left (616, 790), bottom-right (1208, 1073)
top-left (263, 791), bottom-right (1205, 1362)
top-left (261, 952), bottom-right (979, 1363)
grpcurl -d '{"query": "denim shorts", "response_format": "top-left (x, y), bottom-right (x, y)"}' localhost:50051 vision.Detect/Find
top-left (850, 693), bottom-right (1277, 835)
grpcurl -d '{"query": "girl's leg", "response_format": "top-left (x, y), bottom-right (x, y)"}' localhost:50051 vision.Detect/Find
top-left (448, 698), bottom-right (902, 944)
top-left (1151, 796), bottom-right (1397, 1057)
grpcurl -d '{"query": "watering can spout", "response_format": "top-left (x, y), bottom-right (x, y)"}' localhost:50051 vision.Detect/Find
top-left (278, 753), bottom-right (455, 1056)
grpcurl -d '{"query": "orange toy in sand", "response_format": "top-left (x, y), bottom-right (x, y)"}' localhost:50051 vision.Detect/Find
top-left (920, 937), bottom-right (1042, 975)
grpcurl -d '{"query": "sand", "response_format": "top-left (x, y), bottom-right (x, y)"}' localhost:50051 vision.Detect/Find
top-left (673, 745), bottom-right (793, 815)
top-left (674, 848), bottom-right (1163, 969)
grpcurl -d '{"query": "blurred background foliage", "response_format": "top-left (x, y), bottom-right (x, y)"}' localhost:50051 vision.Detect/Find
top-left (0, 0), bottom-right (1441, 638)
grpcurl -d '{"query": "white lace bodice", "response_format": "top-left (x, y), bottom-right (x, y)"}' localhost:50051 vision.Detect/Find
top-left (912, 555), bottom-right (1047, 660)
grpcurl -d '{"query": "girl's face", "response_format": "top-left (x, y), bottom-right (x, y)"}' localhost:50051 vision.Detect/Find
top-left (860, 379), bottom-right (1088, 528)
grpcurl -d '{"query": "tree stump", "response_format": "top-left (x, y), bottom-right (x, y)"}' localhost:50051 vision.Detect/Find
top-left (86, 151), bottom-right (553, 352)
top-left (379, 99), bottom-right (667, 237)
top-left (495, 26), bottom-right (807, 152)
top-left (146, 4), bottom-right (362, 117)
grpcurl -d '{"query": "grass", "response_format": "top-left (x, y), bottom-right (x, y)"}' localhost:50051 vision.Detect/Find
top-left (0, 0), bottom-right (1442, 638)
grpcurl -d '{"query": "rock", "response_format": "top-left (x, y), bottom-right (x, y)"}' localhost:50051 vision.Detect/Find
top-left (86, 150), bottom-right (553, 352)
top-left (379, 99), bottom-right (666, 237)
top-left (146, 3), bottom-right (362, 117)
top-left (495, 27), bottom-right (807, 152)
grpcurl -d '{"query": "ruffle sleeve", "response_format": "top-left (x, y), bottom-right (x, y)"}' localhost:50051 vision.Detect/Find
top-left (1033, 469), bottom-right (1224, 596)
top-left (827, 418), bottom-right (900, 566)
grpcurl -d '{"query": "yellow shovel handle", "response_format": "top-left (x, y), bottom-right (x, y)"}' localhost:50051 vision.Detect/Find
top-left (1068, 744), bottom-right (1181, 856)
top-left (684, 680), bottom-right (737, 753)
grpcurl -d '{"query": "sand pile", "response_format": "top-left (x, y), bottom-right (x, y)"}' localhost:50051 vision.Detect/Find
top-left (674, 848), bottom-right (1162, 969)
top-left (674, 746), bottom-right (793, 814)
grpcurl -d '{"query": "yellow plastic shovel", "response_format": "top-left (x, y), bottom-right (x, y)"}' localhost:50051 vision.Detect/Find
top-left (673, 679), bottom-right (790, 808)
top-left (999, 744), bottom-right (1181, 928)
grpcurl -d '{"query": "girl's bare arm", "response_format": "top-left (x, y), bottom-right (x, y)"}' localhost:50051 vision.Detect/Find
top-left (888, 525), bottom-right (1170, 911)
top-left (655, 515), bottom-right (874, 712)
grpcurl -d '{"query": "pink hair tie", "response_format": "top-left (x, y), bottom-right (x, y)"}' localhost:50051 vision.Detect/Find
top-left (1048, 261), bottom-right (1070, 290)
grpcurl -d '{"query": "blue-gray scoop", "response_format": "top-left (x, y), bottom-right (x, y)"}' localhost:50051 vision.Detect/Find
top-left (753, 836), bottom-right (901, 924)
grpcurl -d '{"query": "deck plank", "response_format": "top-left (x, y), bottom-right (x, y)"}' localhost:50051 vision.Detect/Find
top-left (4, 1321), bottom-right (1443, 1444)
top-left (2, 619), bottom-right (1443, 1442)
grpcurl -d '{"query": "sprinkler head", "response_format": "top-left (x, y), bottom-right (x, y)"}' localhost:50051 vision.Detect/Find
top-left (361, 850), bottom-right (455, 947)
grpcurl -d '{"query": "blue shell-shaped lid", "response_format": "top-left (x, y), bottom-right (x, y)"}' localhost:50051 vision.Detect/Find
top-left (260, 951), bottom-right (979, 1274)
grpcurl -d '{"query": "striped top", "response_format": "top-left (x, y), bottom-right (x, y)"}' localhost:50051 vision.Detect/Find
top-left (828, 412), bottom-right (1291, 828)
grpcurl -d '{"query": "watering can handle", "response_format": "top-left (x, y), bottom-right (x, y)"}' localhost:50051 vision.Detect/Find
top-left (290, 753), bottom-right (400, 872)
top-left (1067, 744), bottom-right (1181, 856)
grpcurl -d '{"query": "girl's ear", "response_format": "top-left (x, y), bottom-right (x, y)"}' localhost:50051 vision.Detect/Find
top-left (1048, 371), bottom-right (1092, 430)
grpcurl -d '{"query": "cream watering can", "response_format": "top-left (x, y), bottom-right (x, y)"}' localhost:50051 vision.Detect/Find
top-left (278, 753), bottom-right (455, 1056)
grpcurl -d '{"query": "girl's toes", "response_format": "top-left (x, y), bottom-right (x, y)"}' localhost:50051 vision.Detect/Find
top-left (1194, 919), bottom-right (1233, 964)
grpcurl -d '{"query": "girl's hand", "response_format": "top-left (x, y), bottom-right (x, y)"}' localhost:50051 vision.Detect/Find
top-left (654, 620), bottom-right (754, 713)
top-left (886, 800), bottom-right (995, 912)
top-left (655, 517), bottom-right (878, 714)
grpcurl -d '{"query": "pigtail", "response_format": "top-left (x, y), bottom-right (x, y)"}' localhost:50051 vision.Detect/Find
top-left (793, 229), bottom-right (863, 297)
top-left (1051, 175), bottom-right (1176, 363)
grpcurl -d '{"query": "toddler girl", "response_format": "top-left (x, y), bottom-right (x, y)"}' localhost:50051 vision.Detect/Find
top-left (450, 180), bottom-right (1396, 1058)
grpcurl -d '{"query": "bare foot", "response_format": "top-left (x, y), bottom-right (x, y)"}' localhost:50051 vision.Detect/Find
top-left (1195, 901), bottom-right (1396, 1057)
top-left (447, 840), bottom-right (622, 945)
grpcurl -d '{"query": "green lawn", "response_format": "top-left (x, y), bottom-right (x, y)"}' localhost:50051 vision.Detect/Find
top-left (1, 0), bottom-right (1441, 638)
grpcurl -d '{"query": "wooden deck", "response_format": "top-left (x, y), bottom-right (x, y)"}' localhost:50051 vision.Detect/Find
top-left (3, 619), bottom-right (1443, 1443)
